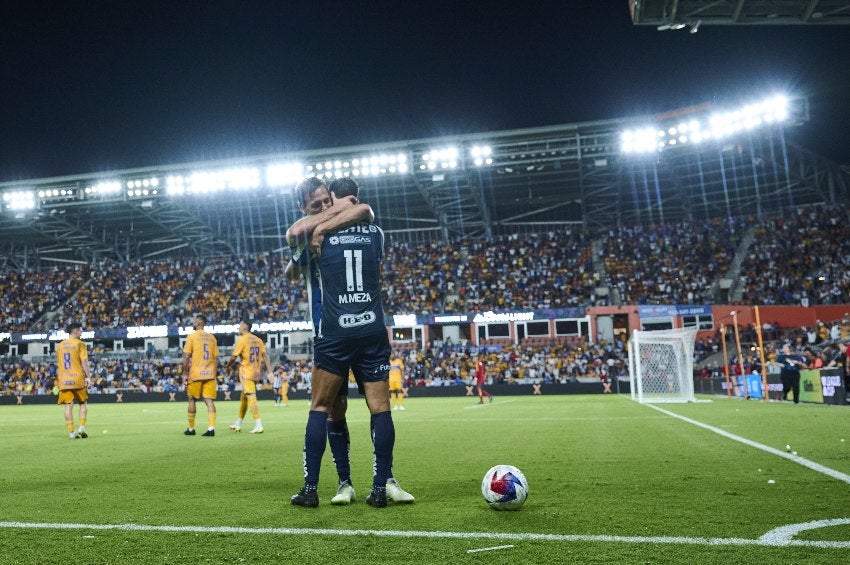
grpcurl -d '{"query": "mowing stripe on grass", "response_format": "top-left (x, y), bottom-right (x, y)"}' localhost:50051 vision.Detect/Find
top-left (646, 404), bottom-right (850, 485)
top-left (1, 521), bottom-right (849, 548)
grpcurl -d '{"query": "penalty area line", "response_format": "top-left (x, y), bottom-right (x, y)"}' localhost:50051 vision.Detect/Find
top-left (1, 521), bottom-right (849, 549)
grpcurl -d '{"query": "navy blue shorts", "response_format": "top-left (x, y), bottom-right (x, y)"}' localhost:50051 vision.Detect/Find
top-left (313, 332), bottom-right (391, 384)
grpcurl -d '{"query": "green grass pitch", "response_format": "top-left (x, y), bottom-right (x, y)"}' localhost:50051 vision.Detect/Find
top-left (2, 394), bottom-right (849, 564)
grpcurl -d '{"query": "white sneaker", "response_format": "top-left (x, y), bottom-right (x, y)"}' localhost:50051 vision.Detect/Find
top-left (249, 427), bottom-right (264, 434)
top-left (392, 406), bottom-right (398, 411)
top-left (330, 480), bottom-right (356, 505)
top-left (398, 405), bottom-right (405, 411)
top-left (386, 478), bottom-right (415, 503)
top-left (229, 424), bottom-right (241, 432)
top-left (69, 431), bottom-right (78, 439)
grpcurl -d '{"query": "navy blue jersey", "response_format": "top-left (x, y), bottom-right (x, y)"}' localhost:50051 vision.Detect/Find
top-left (776, 353), bottom-right (805, 374)
top-left (316, 223), bottom-right (386, 338)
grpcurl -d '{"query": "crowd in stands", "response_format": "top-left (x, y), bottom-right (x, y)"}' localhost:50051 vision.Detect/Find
top-left (603, 217), bottom-right (742, 305)
top-left (1, 205), bottom-right (849, 336)
top-left (51, 258), bottom-right (204, 330)
top-left (390, 338), bottom-right (628, 387)
top-left (1, 265), bottom-right (90, 333)
top-left (179, 254), bottom-right (306, 326)
top-left (383, 229), bottom-right (600, 316)
top-left (738, 205), bottom-right (850, 306)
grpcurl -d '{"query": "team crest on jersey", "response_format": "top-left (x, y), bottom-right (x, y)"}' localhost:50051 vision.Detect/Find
top-left (339, 311), bottom-right (376, 328)
top-left (328, 236), bottom-right (339, 245)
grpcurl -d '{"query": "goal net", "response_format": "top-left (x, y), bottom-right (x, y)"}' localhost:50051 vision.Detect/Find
top-left (628, 328), bottom-right (698, 403)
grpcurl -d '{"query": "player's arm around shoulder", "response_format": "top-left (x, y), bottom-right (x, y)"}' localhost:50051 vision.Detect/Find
top-left (285, 195), bottom-right (358, 245)
top-left (310, 203), bottom-right (374, 254)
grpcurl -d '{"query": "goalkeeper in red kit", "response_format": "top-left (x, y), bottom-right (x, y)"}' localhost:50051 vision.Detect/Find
top-left (475, 357), bottom-right (493, 404)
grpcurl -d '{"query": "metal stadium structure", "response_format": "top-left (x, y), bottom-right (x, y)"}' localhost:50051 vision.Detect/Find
top-left (1, 93), bottom-right (848, 269)
top-left (631, 0), bottom-right (850, 29)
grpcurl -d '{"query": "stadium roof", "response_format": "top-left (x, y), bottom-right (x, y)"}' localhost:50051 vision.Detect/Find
top-left (631, 1), bottom-right (850, 28)
top-left (1, 95), bottom-right (848, 269)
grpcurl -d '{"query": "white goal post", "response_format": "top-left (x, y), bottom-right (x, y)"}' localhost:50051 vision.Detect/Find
top-left (628, 328), bottom-right (698, 403)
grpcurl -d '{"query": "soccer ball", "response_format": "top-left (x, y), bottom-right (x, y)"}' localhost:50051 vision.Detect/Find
top-left (481, 464), bottom-right (528, 510)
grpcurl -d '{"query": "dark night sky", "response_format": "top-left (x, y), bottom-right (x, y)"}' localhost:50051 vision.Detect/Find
top-left (1, 0), bottom-right (849, 181)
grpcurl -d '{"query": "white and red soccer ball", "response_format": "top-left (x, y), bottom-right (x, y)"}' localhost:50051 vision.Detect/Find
top-left (481, 464), bottom-right (528, 510)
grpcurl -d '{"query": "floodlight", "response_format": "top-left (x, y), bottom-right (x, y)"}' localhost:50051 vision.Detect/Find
top-left (2, 190), bottom-right (35, 211)
top-left (422, 147), bottom-right (459, 170)
top-left (620, 127), bottom-right (657, 153)
top-left (266, 163), bottom-right (305, 188)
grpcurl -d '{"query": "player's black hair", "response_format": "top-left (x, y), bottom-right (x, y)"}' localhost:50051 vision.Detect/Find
top-left (240, 318), bottom-right (251, 328)
top-left (328, 177), bottom-right (360, 199)
top-left (195, 314), bottom-right (208, 324)
top-left (294, 176), bottom-right (327, 207)
top-left (67, 322), bottom-right (82, 333)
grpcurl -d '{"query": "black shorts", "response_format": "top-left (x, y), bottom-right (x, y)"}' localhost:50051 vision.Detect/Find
top-left (313, 332), bottom-right (391, 385)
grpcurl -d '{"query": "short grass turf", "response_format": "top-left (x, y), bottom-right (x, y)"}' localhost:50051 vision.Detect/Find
top-left (2, 394), bottom-right (849, 564)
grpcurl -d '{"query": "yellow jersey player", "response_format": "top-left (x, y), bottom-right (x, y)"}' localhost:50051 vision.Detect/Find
top-left (273, 366), bottom-right (289, 406)
top-left (56, 323), bottom-right (92, 439)
top-left (182, 314), bottom-right (219, 436)
top-left (389, 353), bottom-right (405, 411)
top-left (225, 320), bottom-right (271, 434)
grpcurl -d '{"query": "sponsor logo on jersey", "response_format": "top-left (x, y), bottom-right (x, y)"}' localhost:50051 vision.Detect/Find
top-left (328, 235), bottom-right (371, 245)
top-left (339, 311), bottom-right (377, 328)
top-left (339, 224), bottom-right (377, 234)
top-left (338, 292), bottom-right (372, 303)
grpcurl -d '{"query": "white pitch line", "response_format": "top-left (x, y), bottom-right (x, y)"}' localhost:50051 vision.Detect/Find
top-left (467, 544), bottom-right (515, 553)
top-left (645, 404), bottom-right (850, 485)
top-left (1, 521), bottom-right (849, 548)
top-left (759, 518), bottom-right (850, 545)
top-left (463, 399), bottom-right (516, 410)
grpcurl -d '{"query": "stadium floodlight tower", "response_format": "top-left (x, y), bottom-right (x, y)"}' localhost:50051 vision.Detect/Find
top-left (628, 328), bottom-right (698, 403)
top-left (619, 94), bottom-right (800, 155)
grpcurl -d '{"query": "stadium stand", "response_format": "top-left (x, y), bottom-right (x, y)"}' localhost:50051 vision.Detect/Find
top-left (2, 205), bottom-right (849, 336)
top-left (736, 204), bottom-right (850, 306)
